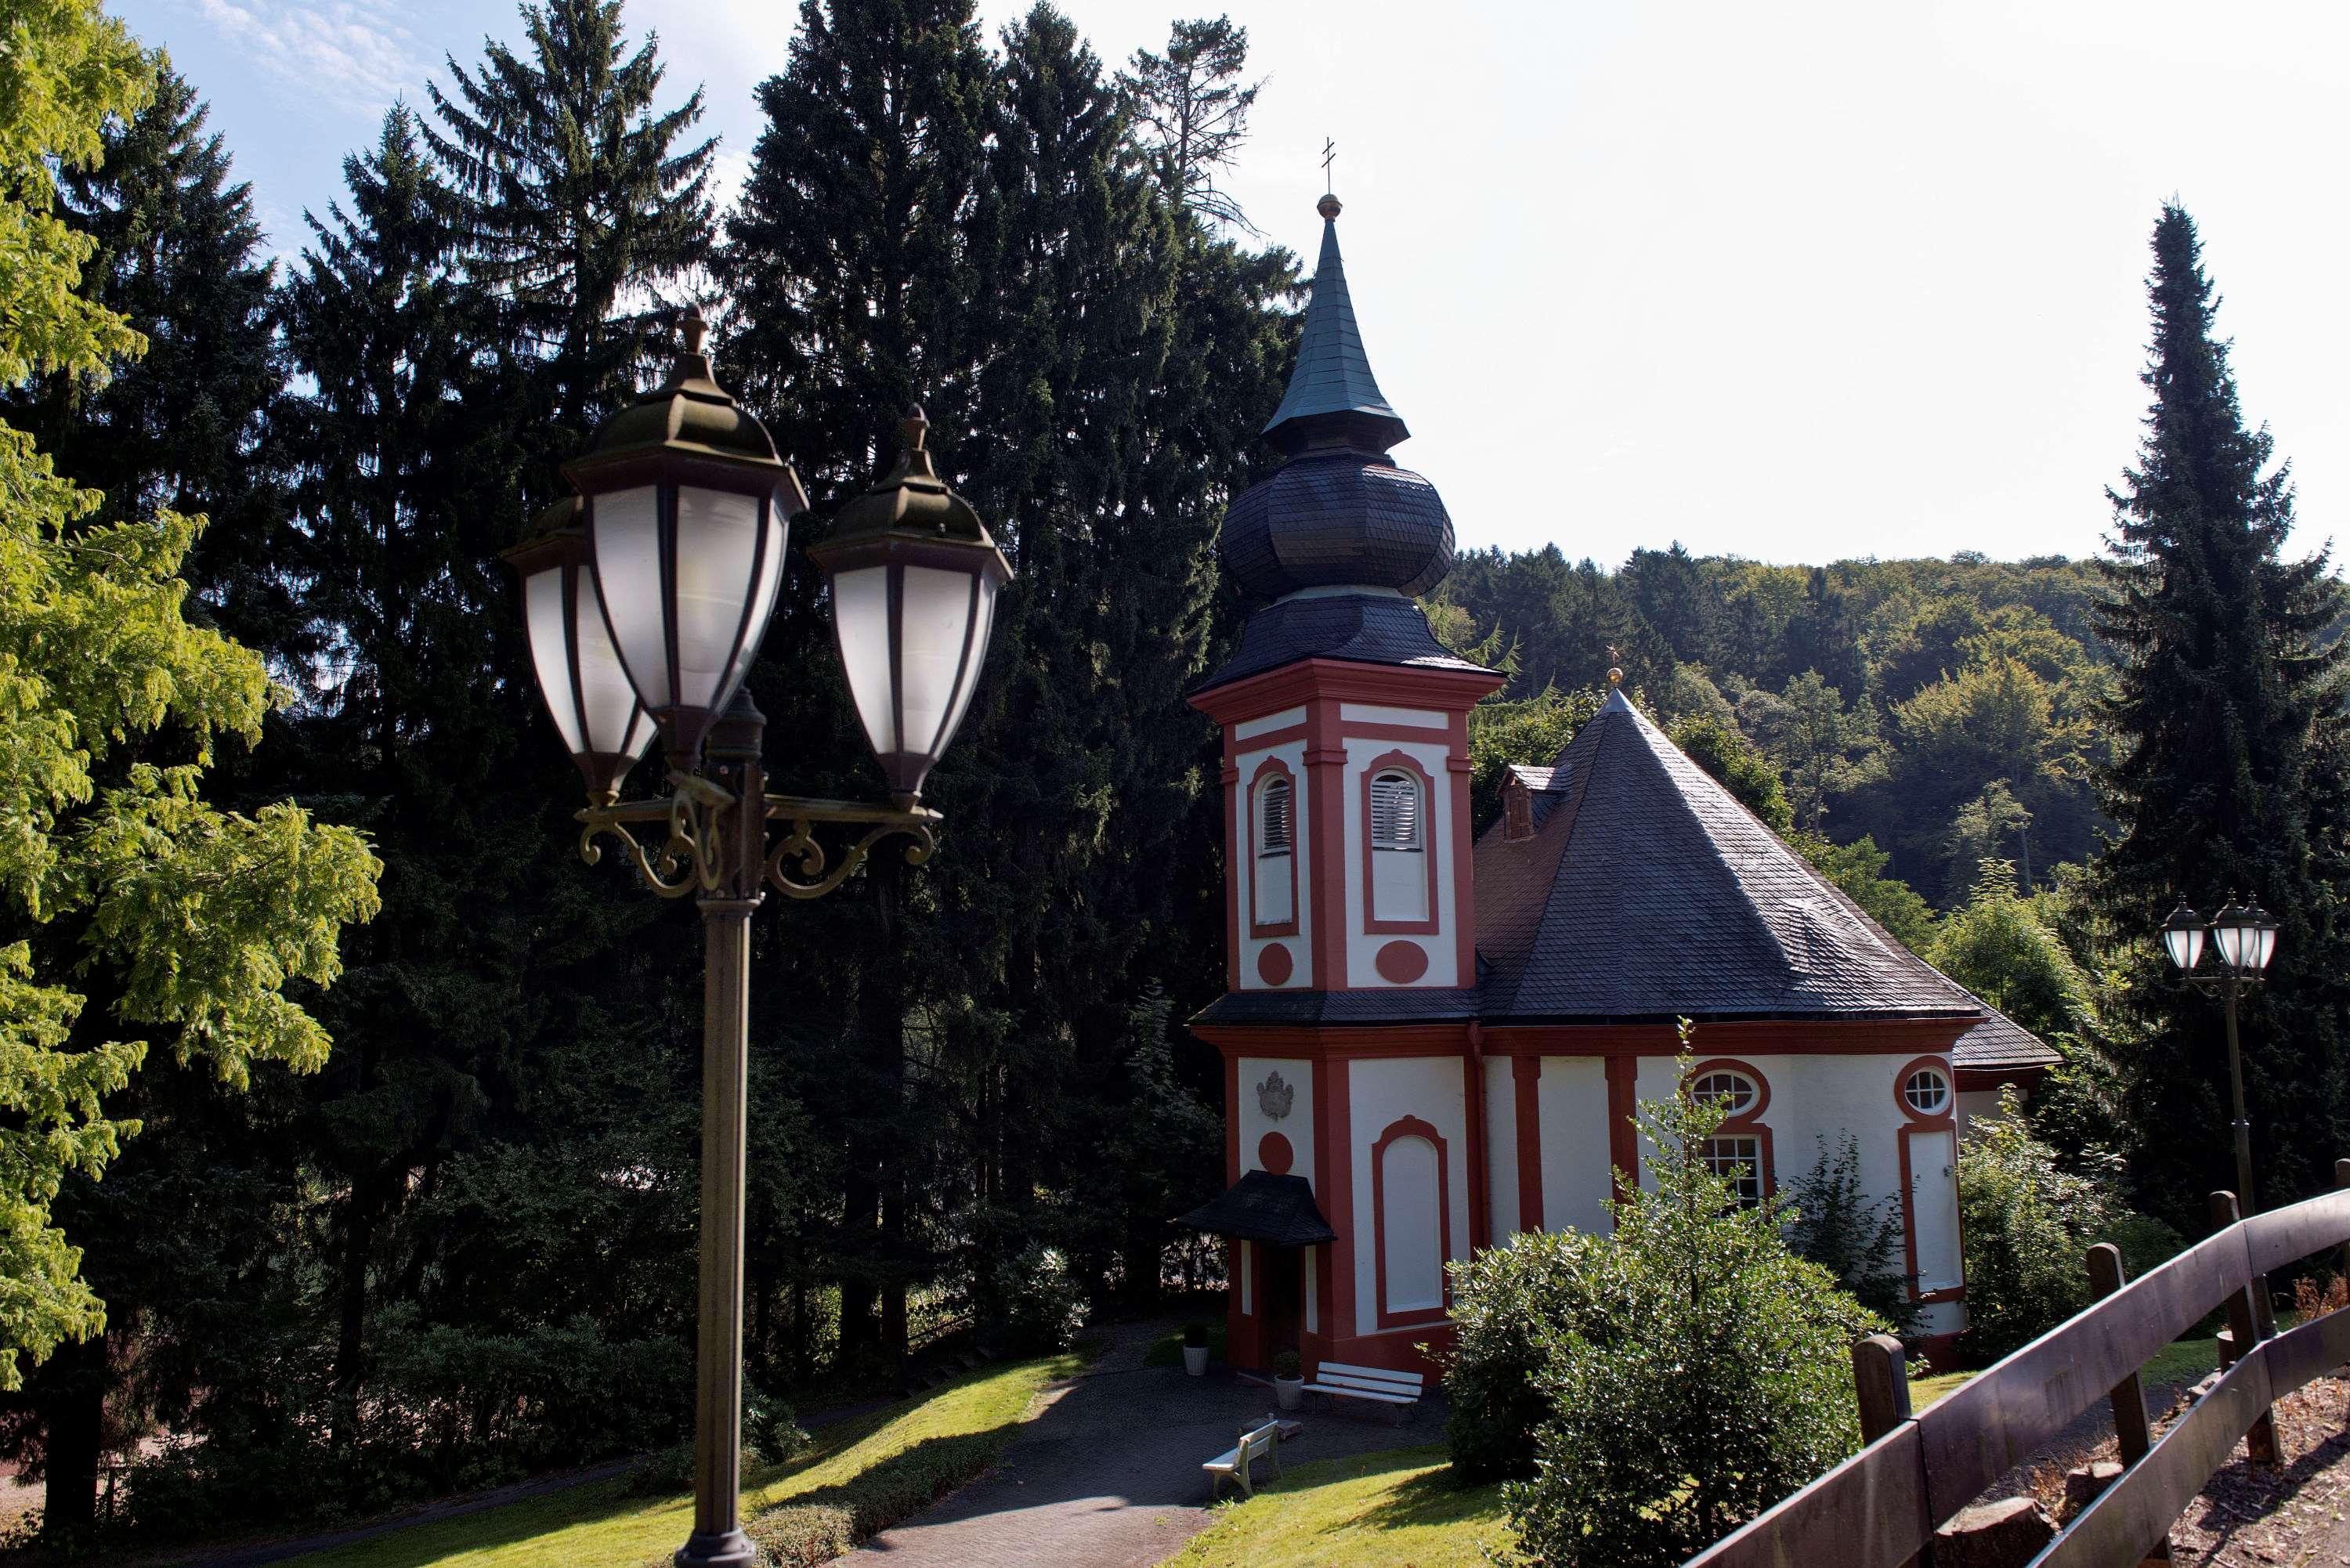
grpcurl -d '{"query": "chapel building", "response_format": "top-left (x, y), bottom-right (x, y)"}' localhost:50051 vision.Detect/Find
top-left (1178, 196), bottom-right (2055, 1376)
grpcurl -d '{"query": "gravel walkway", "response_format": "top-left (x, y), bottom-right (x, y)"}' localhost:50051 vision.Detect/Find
top-left (843, 1319), bottom-right (1441, 1568)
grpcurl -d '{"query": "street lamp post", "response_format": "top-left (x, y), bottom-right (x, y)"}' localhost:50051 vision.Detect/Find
top-left (505, 311), bottom-right (1010, 1568)
top-left (2162, 894), bottom-right (2282, 1335)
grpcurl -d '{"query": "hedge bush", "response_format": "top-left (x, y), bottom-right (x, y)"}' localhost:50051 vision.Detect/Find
top-left (1442, 1228), bottom-right (1605, 1483)
top-left (1957, 1088), bottom-right (2120, 1359)
top-left (742, 1429), bottom-right (1002, 1563)
top-left (746, 1502), bottom-right (858, 1568)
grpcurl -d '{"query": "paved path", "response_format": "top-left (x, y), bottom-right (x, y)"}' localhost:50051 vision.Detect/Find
top-left (844, 1319), bottom-right (1441, 1568)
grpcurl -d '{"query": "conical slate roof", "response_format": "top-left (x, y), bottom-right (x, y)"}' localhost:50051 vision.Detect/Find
top-left (1262, 196), bottom-right (1410, 456)
top-left (1473, 690), bottom-right (1986, 1023)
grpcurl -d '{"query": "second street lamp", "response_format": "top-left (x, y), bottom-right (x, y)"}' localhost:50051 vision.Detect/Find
top-left (2161, 894), bottom-right (2280, 1219)
top-left (505, 310), bottom-right (1010, 1568)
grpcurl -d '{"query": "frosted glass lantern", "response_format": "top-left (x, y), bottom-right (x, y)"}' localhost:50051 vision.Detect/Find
top-left (2161, 901), bottom-right (2205, 973)
top-left (2212, 898), bottom-right (2277, 974)
top-left (808, 408), bottom-right (1011, 806)
top-left (565, 308), bottom-right (807, 764)
top-left (504, 497), bottom-right (656, 804)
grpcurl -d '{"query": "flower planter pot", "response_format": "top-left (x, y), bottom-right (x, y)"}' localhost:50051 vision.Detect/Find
top-left (1275, 1374), bottom-right (1304, 1411)
top-left (1183, 1344), bottom-right (1209, 1377)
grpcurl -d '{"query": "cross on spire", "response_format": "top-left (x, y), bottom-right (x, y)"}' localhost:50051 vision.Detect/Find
top-left (1321, 137), bottom-right (1336, 194)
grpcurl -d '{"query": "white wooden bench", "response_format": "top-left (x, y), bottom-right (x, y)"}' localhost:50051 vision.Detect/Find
top-left (1303, 1360), bottom-right (1423, 1421)
top-left (1202, 1414), bottom-right (1284, 1499)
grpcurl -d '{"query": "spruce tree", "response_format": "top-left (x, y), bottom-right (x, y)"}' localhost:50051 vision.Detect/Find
top-left (426, 0), bottom-right (714, 448)
top-left (1121, 16), bottom-right (1262, 233)
top-left (2092, 203), bottom-right (2350, 1219)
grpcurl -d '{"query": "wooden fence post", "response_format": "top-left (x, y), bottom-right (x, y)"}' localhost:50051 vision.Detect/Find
top-left (2088, 1242), bottom-right (2171, 1563)
top-left (2211, 1190), bottom-right (2280, 1465)
top-left (1852, 1334), bottom-right (1932, 1568)
top-left (2336, 1160), bottom-right (2350, 1294)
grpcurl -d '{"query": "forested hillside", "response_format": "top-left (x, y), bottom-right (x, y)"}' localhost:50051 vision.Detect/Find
top-left (1434, 549), bottom-right (2117, 906)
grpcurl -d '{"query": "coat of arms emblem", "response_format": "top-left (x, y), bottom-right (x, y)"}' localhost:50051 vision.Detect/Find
top-left (1256, 1070), bottom-right (1294, 1122)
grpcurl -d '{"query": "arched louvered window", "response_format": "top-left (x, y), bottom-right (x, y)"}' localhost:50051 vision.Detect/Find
top-left (1369, 770), bottom-right (1422, 851)
top-left (1258, 775), bottom-right (1293, 858)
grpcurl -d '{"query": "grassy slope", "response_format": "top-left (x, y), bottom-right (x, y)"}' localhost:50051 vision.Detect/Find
top-left (1166, 1446), bottom-right (1508, 1568)
top-left (283, 1348), bottom-right (1092, 1568)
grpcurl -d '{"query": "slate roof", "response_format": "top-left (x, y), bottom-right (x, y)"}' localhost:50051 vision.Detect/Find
top-left (1473, 690), bottom-right (1985, 1024)
top-left (1176, 1170), bottom-right (1338, 1246)
top-left (1953, 1002), bottom-right (2061, 1072)
top-left (1193, 988), bottom-right (1480, 1027)
top-left (1263, 202), bottom-right (1410, 457)
top-left (1219, 450), bottom-right (1455, 602)
top-left (1192, 591), bottom-right (1491, 695)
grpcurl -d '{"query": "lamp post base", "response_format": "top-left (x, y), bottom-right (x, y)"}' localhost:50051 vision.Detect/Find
top-left (675, 1527), bottom-right (760, 1568)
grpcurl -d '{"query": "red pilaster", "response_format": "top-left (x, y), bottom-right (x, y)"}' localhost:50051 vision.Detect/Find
top-left (1318, 1054), bottom-right (1354, 1342)
top-left (1303, 697), bottom-right (1349, 989)
top-left (1513, 1053), bottom-right (1545, 1234)
top-left (1606, 1054), bottom-right (1638, 1210)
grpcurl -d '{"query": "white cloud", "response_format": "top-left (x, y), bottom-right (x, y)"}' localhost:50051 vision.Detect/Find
top-left (193, 0), bottom-right (418, 110)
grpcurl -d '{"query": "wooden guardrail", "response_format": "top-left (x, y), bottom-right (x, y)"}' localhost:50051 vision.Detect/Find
top-left (1685, 1165), bottom-right (2350, 1568)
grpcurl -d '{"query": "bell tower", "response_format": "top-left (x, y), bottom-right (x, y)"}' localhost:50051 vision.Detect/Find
top-left (1189, 196), bottom-right (1502, 997)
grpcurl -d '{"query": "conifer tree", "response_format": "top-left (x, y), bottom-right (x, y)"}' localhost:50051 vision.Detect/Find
top-left (2092, 203), bottom-right (2350, 1219)
top-left (1121, 16), bottom-right (1262, 233)
top-left (426, 0), bottom-right (714, 446)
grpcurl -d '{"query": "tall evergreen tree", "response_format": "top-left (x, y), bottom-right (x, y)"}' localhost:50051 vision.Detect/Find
top-left (426, 0), bottom-right (714, 449)
top-left (1121, 15), bottom-right (1261, 233)
top-left (2092, 203), bottom-right (2350, 1221)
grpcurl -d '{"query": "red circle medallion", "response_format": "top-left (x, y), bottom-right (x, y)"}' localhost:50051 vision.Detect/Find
top-left (1256, 943), bottom-right (1294, 985)
top-left (1374, 940), bottom-right (1430, 984)
top-left (1257, 1131), bottom-right (1295, 1175)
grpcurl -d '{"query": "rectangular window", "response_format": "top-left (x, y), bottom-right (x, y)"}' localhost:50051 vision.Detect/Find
top-left (1259, 778), bottom-right (1292, 856)
top-left (1702, 1136), bottom-right (1763, 1208)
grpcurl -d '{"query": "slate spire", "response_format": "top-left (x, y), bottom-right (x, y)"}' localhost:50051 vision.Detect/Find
top-left (1262, 194), bottom-right (1410, 455)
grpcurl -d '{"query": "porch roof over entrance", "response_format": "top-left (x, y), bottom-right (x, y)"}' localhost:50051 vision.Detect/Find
top-left (1176, 1170), bottom-right (1338, 1248)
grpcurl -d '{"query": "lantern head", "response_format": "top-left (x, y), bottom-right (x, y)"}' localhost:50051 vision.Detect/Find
top-left (504, 496), bottom-right (657, 805)
top-left (2211, 896), bottom-right (2257, 972)
top-left (2160, 901), bottom-right (2205, 973)
top-left (807, 407), bottom-right (1012, 808)
top-left (566, 307), bottom-right (808, 768)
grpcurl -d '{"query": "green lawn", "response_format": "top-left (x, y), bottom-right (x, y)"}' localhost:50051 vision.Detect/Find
top-left (1165, 1446), bottom-right (1509, 1568)
top-left (277, 1347), bottom-right (1094, 1568)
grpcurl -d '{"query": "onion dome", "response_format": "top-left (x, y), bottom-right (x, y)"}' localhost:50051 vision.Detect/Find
top-left (1220, 196), bottom-right (1455, 604)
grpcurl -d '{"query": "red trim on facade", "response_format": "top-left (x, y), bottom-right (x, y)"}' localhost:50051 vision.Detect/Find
top-left (1684, 1057), bottom-right (1774, 1122)
top-left (1195, 1023), bottom-right (1473, 1060)
top-left (1231, 721), bottom-right (1309, 754)
top-left (1479, 1017), bottom-right (1972, 1058)
top-left (1256, 944), bottom-right (1295, 985)
top-left (1246, 756), bottom-right (1300, 938)
top-left (1305, 699), bottom-right (1347, 989)
top-left (1513, 1054), bottom-right (1544, 1233)
top-left (1319, 1056), bottom-right (1354, 1342)
top-left (1188, 657), bottom-right (1503, 727)
top-left (1224, 1054), bottom-right (1242, 1184)
top-left (1360, 750), bottom-right (1441, 935)
top-left (1954, 1064), bottom-right (2050, 1095)
top-left (1370, 1115), bottom-right (1453, 1329)
top-left (1893, 1054), bottom-right (1955, 1122)
top-left (1258, 1130), bottom-right (1295, 1175)
top-left (1220, 759), bottom-right (1240, 992)
top-left (1374, 941), bottom-right (1428, 982)
top-left (1606, 1055), bottom-right (1637, 1207)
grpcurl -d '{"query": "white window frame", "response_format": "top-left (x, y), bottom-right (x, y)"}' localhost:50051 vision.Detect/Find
top-left (1702, 1135), bottom-right (1765, 1208)
top-left (1904, 1067), bottom-right (1951, 1116)
top-left (1368, 769), bottom-right (1423, 853)
top-left (1256, 775), bottom-right (1293, 858)
top-left (1692, 1070), bottom-right (1759, 1116)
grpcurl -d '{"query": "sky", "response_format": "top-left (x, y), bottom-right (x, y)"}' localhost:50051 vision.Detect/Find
top-left (118, 0), bottom-right (2350, 567)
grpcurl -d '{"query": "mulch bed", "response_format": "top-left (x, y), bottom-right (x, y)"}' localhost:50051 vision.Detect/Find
top-left (1992, 1373), bottom-right (2350, 1566)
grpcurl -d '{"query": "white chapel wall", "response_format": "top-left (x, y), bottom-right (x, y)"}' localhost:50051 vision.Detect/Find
top-left (1538, 1057), bottom-right (1614, 1236)
top-left (1237, 1057), bottom-right (1315, 1181)
top-left (1347, 1056), bottom-right (1470, 1339)
top-left (1484, 1056), bottom-right (1518, 1238)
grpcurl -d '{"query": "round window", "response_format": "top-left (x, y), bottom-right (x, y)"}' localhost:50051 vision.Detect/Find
top-left (1691, 1071), bottom-right (1758, 1115)
top-left (1904, 1068), bottom-right (1950, 1116)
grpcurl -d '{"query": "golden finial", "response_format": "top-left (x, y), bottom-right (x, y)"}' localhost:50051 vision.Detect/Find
top-left (1607, 645), bottom-right (1623, 688)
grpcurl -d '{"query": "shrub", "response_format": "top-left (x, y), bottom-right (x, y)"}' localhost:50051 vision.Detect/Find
top-left (627, 1436), bottom-right (771, 1498)
top-left (1443, 1228), bottom-right (1606, 1484)
top-left (1272, 1349), bottom-right (1300, 1378)
top-left (989, 1245), bottom-right (1089, 1354)
top-left (746, 1502), bottom-right (858, 1568)
top-left (1477, 1037), bottom-right (1884, 1566)
top-left (1182, 1321), bottom-right (1209, 1348)
top-left (1958, 1088), bottom-right (2119, 1360)
top-left (746, 1391), bottom-right (812, 1467)
top-left (1781, 1132), bottom-right (1921, 1334)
